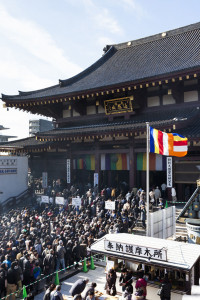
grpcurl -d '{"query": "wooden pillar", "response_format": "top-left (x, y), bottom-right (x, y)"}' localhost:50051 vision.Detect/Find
top-left (129, 139), bottom-right (136, 189)
top-left (187, 269), bottom-right (192, 295)
top-left (194, 258), bottom-right (200, 285)
top-left (177, 183), bottom-right (183, 202)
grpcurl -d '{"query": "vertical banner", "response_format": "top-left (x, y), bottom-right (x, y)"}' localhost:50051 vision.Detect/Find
top-left (42, 172), bottom-right (48, 188)
top-left (66, 159), bottom-right (71, 184)
top-left (167, 157), bottom-right (173, 188)
top-left (94, 173), bottom-right (98, 187)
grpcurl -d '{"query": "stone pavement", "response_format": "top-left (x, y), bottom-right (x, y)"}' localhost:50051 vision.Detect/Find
top-left (35, 265), bottom-right (184, 300)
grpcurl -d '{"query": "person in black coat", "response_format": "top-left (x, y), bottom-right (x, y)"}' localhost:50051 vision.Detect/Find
top-left (0, 263), bottom-right (7, 299)
top-left (119, 268), bottom-right (133, 294)
top-left (105, 269), bottom-right (117, 296)
top-left (158, 275), bottom-right (172, 300)
top-left (69, 278), bottom-right (89, 297)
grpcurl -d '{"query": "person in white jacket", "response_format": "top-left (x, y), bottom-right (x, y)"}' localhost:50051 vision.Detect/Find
top-left (171, 187), bottom-right (176, 203)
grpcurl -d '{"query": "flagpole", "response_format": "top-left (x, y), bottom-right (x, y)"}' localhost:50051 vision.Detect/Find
top-left (146, 122), bottom-right (150, 236)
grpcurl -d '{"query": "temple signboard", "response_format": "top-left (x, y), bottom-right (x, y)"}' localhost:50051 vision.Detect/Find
top-left (104, 239), bottom-right (167, 261)
top-left (104, 96), bottom-right (133, 115)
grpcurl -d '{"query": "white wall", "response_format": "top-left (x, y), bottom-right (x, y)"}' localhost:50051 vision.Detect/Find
top-left (86, 105), bottom-right (96, 115)
top-left (0, 156), bottom-right (28, 203)
top-left (147, 96), bottom-right (160, 107)
top-left (149, 206), bottom-right (176, 239)
top-left (184, 90), bottom-right (198, 102)
top-left (63, 109), bottom-right (71, 118)
top-left (163, 94), bottom-right (176, 105)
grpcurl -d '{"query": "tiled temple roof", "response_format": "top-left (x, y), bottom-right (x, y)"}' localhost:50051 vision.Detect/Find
top-left (2, 22), bottom-right (200, 102)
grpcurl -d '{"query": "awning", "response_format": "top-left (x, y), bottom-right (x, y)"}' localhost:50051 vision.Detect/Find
top-left (91, 233), bottom-right (200, 271)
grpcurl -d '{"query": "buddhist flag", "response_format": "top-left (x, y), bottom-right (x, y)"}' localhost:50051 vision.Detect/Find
top-left (150, 127), bottom-right (188, 157)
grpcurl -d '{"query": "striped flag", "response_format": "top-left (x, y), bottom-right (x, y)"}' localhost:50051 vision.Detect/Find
top-left (150, 127), bottom-right (188, 157)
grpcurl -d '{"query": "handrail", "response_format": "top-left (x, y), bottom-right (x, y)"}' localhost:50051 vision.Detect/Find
top-left (1, 188), bottom-right (31, 212)
top-left (176, 186), bottom-right (200, 221)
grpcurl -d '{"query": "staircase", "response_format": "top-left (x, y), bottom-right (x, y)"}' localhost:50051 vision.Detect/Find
top-left (175, 207), bottom-right (188, 242)
top-left (1, 188), bottom-right (32, 213)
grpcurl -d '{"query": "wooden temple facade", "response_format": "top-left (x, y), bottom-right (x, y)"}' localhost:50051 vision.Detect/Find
top-left (1, 22), bottom-right (200, 197)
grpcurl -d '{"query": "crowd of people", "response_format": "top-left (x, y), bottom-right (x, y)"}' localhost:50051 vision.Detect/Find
top-left (0, 179), bottom-right (172, 300)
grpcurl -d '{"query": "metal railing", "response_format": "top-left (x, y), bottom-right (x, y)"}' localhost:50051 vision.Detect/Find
top-left (1, 188), bottom-right (31, 213)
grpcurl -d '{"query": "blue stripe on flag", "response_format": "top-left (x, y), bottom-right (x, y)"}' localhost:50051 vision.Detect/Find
top-left (172, 133), bottom-right (185, 138)
top-left (150, 126), bottom-right (155, 153)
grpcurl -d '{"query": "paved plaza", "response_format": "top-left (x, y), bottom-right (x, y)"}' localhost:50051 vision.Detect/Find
top-left (35, 265), bottom-right (183, 300)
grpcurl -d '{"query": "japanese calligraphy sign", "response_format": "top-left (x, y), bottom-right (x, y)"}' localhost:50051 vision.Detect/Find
top-left (104, 240), bottom-right (167, 261)
top-left (66, 159), bottom-right (71, 184)
top-left (104, 96), bottom-right (133, 115)
top-left (0, 158), bottom-right (17, 166)
top-left (167, 157), bottom-right (172, 188)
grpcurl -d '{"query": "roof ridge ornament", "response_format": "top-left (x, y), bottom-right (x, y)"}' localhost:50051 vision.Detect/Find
top-left (161, 32), bottom-right (167, 37)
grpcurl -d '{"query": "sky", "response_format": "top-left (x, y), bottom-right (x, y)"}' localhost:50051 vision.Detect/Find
top-left (0, 0), bottom-right (200, 140)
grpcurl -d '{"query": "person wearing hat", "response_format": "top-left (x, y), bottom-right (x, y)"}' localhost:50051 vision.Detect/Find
top-left (69, 278), bottom-right (89, 297)
top-left (56, 240), bottom-right (66, 273)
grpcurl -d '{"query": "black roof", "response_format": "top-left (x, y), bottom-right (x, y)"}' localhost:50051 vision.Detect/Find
top-left (2, 22), bottom-right (200, 102)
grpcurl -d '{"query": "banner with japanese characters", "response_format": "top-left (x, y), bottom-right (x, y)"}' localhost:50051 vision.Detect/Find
top-left (42, 172), bottom-right (48, 188)
top-left (104, 239), bottom-right (167, 261)
top-left (167, 157), bottom-right (172, 188)
top-left (55, 196), bottom-right (65, 205)
top-left (105, 201), bottom-right (115, 210)
top-left (41, 195), bottom-right (49, 203)
top-left (72, 197), bottom-right (82, 207)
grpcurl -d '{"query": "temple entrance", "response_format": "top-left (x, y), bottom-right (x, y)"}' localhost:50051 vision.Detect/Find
top-left (100, 170), bottom-right (129, 191)
top-left (135, 170), bottom-right (166, 190)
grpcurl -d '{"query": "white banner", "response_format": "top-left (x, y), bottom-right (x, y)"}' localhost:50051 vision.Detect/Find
top-left (42, 172), bottom-right (48, 188)
top-left (72, 197), bottom-right (82, 207)
top-left (55, 196), bottom-right (65, 205)
top-left (167, 157), bottom-right (173, 188)
top-left (66, 159), bottom-right (71, 184)
top-left (41, 195), bottom-right (49, 203)
top-left (105, 201), bottom-right (115, 210)
top-left (104, 240), bottom-right (167, 261)
top-left (94, 173), bottom-right (98, 187)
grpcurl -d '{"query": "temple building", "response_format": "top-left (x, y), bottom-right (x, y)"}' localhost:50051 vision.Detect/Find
top-left (1, 22), bottom-right (200, 199)
top-left (0, 125), bottom-right (16, 143)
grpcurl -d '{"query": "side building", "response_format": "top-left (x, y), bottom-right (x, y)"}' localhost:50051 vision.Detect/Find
top-left (1, 22), bottom-right (200, 200)
top-left (29, 119), bottom-right (54, 137)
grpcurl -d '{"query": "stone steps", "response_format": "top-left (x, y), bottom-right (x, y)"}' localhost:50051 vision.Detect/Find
top-left (175, 208), bottom-right (188, 241)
